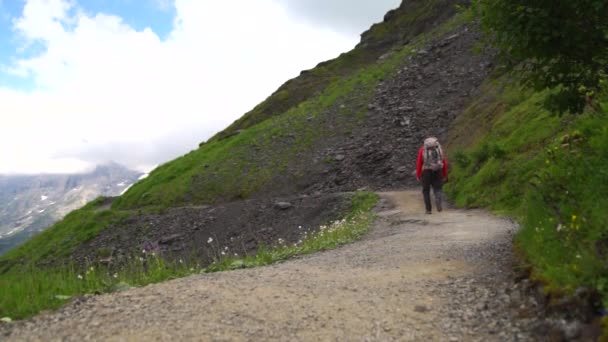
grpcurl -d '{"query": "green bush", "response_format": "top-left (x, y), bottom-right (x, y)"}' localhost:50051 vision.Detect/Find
top-left (447, 76), bottom-right (608, 310)
top-left (452, 150), bottom-right (471, 169)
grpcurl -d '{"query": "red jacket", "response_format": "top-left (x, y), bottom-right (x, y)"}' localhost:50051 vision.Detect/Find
top-left (416, 146), bottom-right (448, 180)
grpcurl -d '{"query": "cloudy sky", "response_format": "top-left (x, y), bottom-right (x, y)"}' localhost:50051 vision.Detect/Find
top-left (0, 0), bottom-right (400, 174)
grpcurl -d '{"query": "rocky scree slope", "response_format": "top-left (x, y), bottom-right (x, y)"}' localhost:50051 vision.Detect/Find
top-left (307, 26), bottom-right (493, 194)
top-left (69, 194), bottom-right (351, 267)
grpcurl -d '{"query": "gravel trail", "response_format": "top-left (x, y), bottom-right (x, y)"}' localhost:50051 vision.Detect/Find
top-left (3, 191), bottom-right (532, 341)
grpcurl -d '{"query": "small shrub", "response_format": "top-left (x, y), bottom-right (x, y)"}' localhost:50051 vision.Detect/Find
top-left (472, 142), bottom-right (506, 165)
top-left (453, 150), bottom-right (471, 169)
top-left (448, 75), bottom-right (608, 325)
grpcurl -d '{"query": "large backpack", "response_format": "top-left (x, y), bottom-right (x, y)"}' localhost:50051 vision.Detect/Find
top-left (423, 137), bottom-right (444, 171)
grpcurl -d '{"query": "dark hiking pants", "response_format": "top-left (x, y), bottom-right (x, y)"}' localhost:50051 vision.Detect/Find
top-left (422, 169), bottom-right (443, 213)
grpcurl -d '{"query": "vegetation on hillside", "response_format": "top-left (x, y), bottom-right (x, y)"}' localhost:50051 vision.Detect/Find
top-left (450, 1), bottom-right (608, 332)
top-left (447, 76), bottom-right (608, 310)
top-left (472, 0), bottom-right (608, 114)
top-left (0, 192), bottom-right (377, 320)
top-left (0, 198), bottom-right (129, 271)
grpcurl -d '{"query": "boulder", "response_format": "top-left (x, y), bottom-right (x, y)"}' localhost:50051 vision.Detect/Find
top-left (274, 202), bottom-right (293, 210)
top-left (159, 233), bottom-right (182, 245)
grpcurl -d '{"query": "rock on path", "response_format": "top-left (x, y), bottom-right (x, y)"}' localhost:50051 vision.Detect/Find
top-left (3, 191), bottom-right (535, 341)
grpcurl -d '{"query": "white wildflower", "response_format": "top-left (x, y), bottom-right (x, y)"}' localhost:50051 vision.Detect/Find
top-left (77, 274), bottom-right (83, 280)
top-left (207, 237), bottom-right (213, 244)
top-left (556, 224), bottom-right (564, 232)
top-left (179, 259), bottom-right (184, 264)
top-left (221, 251), bottom-right (226, 256)
top-left (113, 273), bottom-right (118, 279)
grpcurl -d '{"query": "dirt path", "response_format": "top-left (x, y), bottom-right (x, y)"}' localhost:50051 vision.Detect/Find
top-left (4, 191), bottom-right (532, 341)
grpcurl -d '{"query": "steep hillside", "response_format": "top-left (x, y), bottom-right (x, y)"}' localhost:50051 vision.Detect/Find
top-left (446, 76), bottom-right (608, 326)
top-left (113, 5), bottom-right (487, 211)
top-left (213, 0), bottom-right (467, 141)
top-left (0, 163), bottom-right (142, 256)
top-left (0, 1), bottom-right (491, 272)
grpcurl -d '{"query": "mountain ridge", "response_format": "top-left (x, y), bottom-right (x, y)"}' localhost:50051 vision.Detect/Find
top-left (0, 162), bottom-right (142, 256)
top-left (212, 0), bottom-right (466, 141)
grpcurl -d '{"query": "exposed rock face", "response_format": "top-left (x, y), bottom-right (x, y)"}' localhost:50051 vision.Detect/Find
top-left (358, 0), bottom-right (467, 51)
top-left (70, 193), bottom-right (351, 267)
top-left (303, 24), bottom-right (494, 195)
top-left (0, 162), bottom-right (142, 255)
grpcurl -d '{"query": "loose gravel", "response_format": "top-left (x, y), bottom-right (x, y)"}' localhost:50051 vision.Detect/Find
top-left (2, 191), bottom-right (543, 341)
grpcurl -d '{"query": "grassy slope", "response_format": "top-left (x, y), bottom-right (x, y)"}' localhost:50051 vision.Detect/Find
top-left (0, 199), bottom-right (129, 270)
top-left (1, 2), bottom-right (465, 269)
top-left (447, 76), bottom-right (608, 308)
top-left (0, 192), bottom-right (378, 320)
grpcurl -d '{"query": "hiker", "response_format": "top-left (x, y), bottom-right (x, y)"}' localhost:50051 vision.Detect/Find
top-left (416, 137), bottom-right (448, 214)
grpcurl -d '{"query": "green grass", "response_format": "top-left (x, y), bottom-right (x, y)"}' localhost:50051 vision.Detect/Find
top-left (0, 192), bottom-right (378, 321)
top-left (447, 76), bottom-right (608, 309)
top-left (0, 199), bottom-right (130, 272)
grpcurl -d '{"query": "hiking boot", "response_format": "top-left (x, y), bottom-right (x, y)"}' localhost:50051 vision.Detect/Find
top-left (435, 192), bottom-right (443, 212)
top-left (425, 210), bottom-right (432, 215)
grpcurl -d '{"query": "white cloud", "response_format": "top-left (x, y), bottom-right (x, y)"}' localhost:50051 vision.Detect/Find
top-left (154, 0), bottom-right (174, 11)
top-left (0, 0), bottom-right (368, 174)
top-left (279, 0), bottom-right (401, 34)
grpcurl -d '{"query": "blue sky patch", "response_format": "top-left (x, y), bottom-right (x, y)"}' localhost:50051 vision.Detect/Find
top-left (0, 0), bottom-right (176, 91)
top-left (0, 72), bottom-right (35, 91)
top-left (78, 0), bottom-right (176, 40)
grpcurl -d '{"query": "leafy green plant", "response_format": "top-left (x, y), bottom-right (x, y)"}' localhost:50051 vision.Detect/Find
top-left (447, 75), bottom-right (608, 318)
top-left (452, 150), bottom-right (471, 169)
top-left (472, 0), bottom-right (608, 114)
